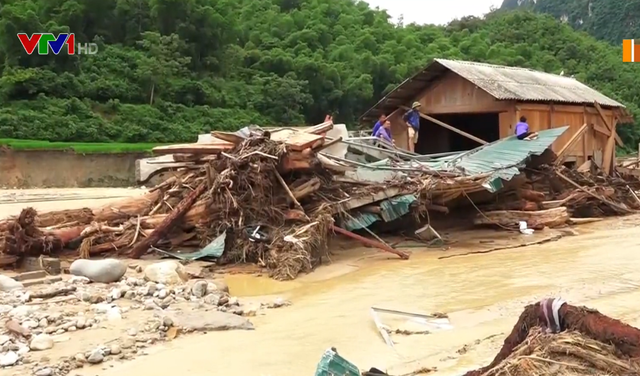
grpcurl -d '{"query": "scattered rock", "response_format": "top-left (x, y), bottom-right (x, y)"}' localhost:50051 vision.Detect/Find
top-left (171, 311), bottom-right (254, 332)
top-left (74, 352), bottom-right (86, 363)
top-left (0, 275), bottom-right (23, 292)
top-left (34, 367), bottom-right (53, 376)
top-left (69, 259), bottom-right (127, 283)
top-left (87, 348), bottom-right (104, 364)
top-left (191, 280), bottom-right (207, 298)
top-left (109, 344), bottom-right (121, 355)
top-left (143, 261), bottom-right (189, 285)
top-left (76, 317), bottom-right (87, 329)
top-left (210, 279), bottom-right (229, 294)
top-left (29, 334), bottom-right (54, 351)
top-left (203, 293), bottom-right (220, 306)
top-left (0, 350), bottom-right (19, 366)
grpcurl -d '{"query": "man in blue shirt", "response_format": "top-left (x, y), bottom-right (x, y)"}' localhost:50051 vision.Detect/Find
top-left (371, 114), bottom-right (386, 136)
top-left (403, 101), bottom-right (421, 152)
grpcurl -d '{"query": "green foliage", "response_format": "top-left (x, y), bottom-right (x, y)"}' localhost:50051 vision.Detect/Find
top-left (0, 138), bottom-right (159, 153)
top-left (0, 0), bottom-right (639, 148)
top-left (500, 0), bottom-right (640, 45)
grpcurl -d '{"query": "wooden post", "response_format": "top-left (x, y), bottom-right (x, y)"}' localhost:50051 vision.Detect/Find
top-left (555, 123), bottom-right (588, 166)
top-left (582, 105), bottom-right (588, 165)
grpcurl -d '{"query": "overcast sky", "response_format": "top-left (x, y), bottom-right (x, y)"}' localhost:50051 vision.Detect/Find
top-left (364, 0), bottom-right (504, 25)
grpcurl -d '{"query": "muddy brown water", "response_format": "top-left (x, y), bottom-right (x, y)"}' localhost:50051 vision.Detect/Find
top-left (76, 216), bottom-right (640, 376)
top-left (4, 190), bottom-right (640, 376)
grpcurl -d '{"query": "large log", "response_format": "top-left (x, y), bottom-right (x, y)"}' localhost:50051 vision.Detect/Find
top-left (473, 207), bottom-right (569, 229)
top-left (481, 199), bottom-right (539, 212)
top-left (129, 182), bottom-right (207, 258)
top-left (516, 188), bottom-right (545, 202)
top-left (93, 190), bottom-right (161, 222)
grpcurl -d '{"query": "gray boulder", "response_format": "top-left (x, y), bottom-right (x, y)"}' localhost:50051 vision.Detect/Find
top-left (0, 275), bottom-right (23, 292)
top-left (69, 259), bottom-right (127, 283)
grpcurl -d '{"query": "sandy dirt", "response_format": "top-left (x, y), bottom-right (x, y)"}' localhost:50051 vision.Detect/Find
top-left (2, 188), bottom-right (640, 376)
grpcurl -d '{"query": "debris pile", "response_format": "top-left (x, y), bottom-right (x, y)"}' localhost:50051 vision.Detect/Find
top-left (463, 301), bottom-right (640, 376)
top-left (0, 122), bottom-right (494, 279)
top-left (2, 123), bottom-right (640, 279)
top-left (473, 164), bottom-right (640, 230)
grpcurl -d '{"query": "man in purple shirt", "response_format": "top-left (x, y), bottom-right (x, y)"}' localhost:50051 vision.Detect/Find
top-left (374, 120), bottom-right (394, 144)
top-left (515, 116), bottom-right (538, 140)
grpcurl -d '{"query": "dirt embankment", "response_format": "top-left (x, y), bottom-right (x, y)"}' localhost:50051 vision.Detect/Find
top-left (0, 150), bottom-right (146, 188)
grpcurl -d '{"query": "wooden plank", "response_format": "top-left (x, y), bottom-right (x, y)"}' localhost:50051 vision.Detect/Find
top-left (400, 106), bottom-right (488, 145)
top-left (555, 123), bottom-right (588, 165)
top-left (582, 105), bottom-right (588, 164)
top-left (284, 132), bottom-right (324, 151)
top-left (593, 101), bottom-right (623, 147)
top-left (305, 121), bottom-right (333, 135)
top-left (211, 131), bottom-right (245, 144)
top-left (422, 101), bottom-right (511, 114)
top-left (152, 141), bottom-right (234, 155)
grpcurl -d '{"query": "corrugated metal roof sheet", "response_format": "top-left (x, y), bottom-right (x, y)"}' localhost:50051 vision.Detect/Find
top-left (360, 58), bottom-right (624, 123)
top-left (379, 194), bottom-right (416, 222)
top-left (439, 126), bottom-right (569, 192)
top-left (436, 59), bottom-right (624, 107)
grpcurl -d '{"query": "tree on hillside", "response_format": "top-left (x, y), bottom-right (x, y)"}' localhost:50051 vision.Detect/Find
top-left (0, 0), bottom-right (638, 150)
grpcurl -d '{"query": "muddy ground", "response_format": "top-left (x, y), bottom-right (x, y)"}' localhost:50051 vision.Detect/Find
top-left (2, 189), bottom-right (640, 376)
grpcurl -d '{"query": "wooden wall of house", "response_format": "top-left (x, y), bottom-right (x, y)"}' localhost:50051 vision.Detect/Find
top-left (500, 102), bottom-right (617, 165)
top-left (416, 71), bottom-right (510, 114)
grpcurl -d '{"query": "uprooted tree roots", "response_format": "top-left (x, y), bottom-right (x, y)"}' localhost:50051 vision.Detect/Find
top-left (463, 303), bottom-right (640, 376)
top-left (0, 137), bottom-right (347, 279)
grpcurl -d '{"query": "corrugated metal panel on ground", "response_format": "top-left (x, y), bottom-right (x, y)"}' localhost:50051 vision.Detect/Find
top-left (342, 212), bottom-right (380, 231)
top-left (379, 194), bottom-right (416, 222)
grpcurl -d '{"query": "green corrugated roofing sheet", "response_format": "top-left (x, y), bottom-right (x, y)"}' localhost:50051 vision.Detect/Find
top-left (342, 194), bottom-right (416, 231)
top-left (439, 126), bottom-right (569, 192)
top-left (379, 194), bottom-right (416, 222)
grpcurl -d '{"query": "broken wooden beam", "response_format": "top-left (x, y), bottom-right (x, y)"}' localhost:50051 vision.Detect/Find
top-left (129, 182), bottom-right (207, 258)
top-left (331, 225), bottom-right (410, 259)
top-left (473, 207), bottom-right (569, 229)
top-left (401, 106), bottom-right (487, 145)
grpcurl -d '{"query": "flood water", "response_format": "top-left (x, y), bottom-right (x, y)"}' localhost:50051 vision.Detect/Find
top-left (79, 216), bottom-right (640, 376)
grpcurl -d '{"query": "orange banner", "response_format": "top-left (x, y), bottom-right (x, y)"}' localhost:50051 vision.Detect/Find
top-left (623, 39), bottom-right (640, 62)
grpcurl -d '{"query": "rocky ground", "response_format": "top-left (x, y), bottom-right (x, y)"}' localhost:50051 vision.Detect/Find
top-left (0, 259), bottom-right (289, 376)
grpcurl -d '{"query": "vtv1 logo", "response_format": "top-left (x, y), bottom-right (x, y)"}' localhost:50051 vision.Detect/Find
top-left (17, 33), bottom-right (98, 55)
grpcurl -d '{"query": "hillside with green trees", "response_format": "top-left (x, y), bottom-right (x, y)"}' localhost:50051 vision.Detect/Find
top-left (500, 0), bottom-right (640, 45)
top-left (1, 0), bottom-right (640, 148)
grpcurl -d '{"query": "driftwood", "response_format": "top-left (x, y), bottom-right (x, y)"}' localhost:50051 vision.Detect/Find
top-left (474, 207), bottom-right (569, 229)
top-left (29, 286), bottom-right (76, 300)
top-left (332, 225), bottom-right (410, 259)
top-left (129, 182), bottom-right (206, 258)
top-left (482, 199), bottom-right (539, 212)
top-left (516, 188), bottom-right (545, 202)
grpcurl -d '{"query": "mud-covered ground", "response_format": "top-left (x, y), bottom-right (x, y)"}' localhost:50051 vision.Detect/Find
top-left (2, 189), bottom-right (640, 376)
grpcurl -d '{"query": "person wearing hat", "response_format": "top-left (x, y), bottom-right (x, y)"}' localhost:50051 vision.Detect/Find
top-left (403, 101), bottom-right (421, 152)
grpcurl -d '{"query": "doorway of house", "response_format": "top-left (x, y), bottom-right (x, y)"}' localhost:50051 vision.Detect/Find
top-left (415, 113), bottom-right (500, 155)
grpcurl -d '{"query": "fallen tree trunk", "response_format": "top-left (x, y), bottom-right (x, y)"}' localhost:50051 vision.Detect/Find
top-left (517, 188), bottom-right (545, 202)
top-left (129, 182), bottom-right (207, 258)
top-left (481, 199), bottom-right (539, 212)
top-left (473, 207), bottom-right (569, 229)
top-left (93, 190), bottom-right (161, 222)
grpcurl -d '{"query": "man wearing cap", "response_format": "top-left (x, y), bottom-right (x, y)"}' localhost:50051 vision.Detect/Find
top-left (403, 102), bottom-right (421, 152)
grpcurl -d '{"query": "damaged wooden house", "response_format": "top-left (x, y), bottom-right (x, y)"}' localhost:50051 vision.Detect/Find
top-left (360, 59), bottom-right (632, 174)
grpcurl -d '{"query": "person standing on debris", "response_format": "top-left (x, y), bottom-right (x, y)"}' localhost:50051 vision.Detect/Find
top-left (374, 120), bottom-right (394, 145)
top-left (515, 116), bottom-right (538, 140)
top-left (372, 114), bottom-right (387, 136)
top-left (403, 102), bottom-right (421, 152)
